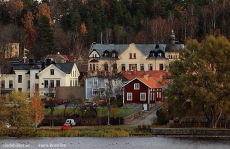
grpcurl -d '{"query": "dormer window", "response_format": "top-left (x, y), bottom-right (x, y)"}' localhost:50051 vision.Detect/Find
top-left (112, 52), bottom-right (116, 58)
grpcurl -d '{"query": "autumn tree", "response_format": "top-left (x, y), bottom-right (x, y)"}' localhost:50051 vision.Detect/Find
top-left (30, 92), bottom-right (44, 126)
top-left (3, 91), bottom-right (35, 136)
top-left (165, 35), bottom-right (230, 128)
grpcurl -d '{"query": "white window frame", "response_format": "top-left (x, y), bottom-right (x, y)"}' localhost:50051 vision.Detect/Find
top-left (127, 92), bottom-right (132, 101)
top-left (134, 83), bottom-right (140, 90)
top-left (93, 77), bottom-right (98, 86)
top-left (92, 88), bottom-right (99, 96)
top-left (140, 93), bottom-right (146, 101)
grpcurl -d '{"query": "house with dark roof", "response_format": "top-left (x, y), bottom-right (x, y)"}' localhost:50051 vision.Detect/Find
top-left (1, 59), bottom-right (80, 98)
top-left (88, 30), bottom-right (184, 76)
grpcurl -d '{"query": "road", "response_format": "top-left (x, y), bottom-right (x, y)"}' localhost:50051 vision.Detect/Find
top-left (125, 103), bottom-right (162, 126)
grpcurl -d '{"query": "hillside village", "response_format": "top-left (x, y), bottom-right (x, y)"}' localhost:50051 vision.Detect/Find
top-left (1, 30), bottom-right (179, 110)
top-left (1, 0), bottom-right (230, 130)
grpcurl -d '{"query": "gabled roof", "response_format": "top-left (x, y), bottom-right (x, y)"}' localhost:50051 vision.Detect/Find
top-left (54, 63), bottom-right (75, 74)
top-left (8, 61), bottom-right (75, 74)
top-left (45, 54), bottom-right (76, 63)
top-left (124, 77), bottom-right (163, 88)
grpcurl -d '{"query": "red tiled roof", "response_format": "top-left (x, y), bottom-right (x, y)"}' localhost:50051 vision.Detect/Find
top-left (137, 77), bottom-right (163, 88)
top-left (151, 77), bottom-right (171, 85)
top-left (121, 70), bottom-right (170, 81)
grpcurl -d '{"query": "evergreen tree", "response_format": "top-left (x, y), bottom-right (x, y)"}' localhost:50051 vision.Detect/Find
top-left (35, 15), bottom-right (54, 61)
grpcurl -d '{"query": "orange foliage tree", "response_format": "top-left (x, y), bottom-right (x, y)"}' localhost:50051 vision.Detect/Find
top-left (80, 22), bottom-right (88, 36)
top-left (37, 3), bottom-right (53, 25)
top-left (30, 92), bottom-right (44, 125)
top-left (22, 11), bottom-right (37, 51)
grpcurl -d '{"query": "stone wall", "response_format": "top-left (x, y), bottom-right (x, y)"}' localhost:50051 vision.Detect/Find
top-left (123, 109), bottom-right (142, 124)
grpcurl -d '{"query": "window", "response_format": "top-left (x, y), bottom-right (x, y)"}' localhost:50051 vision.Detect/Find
top-left (9, 80), bottom-right (13, 88)
top-left (44, 80), bottom-right (48, 88)
top-left (129, 53), bottom-right (132, 59)
top-left (148, 64), bottom-right (153, 70)
top-left (93, 77), bottom-right (98, 86)
top-left (112, 52), bottom-right (116, 58)
top-left (113, 63), bottom-right (117, 70)
top-left (100, 88), bottom-right (105, 96)
top-left (56, 80), bottom-right (60, 87)
top-left (129, 64), bottom-right (137, 70)
top-left (1, 80), bottom-right (5, 88)
top-left (104, 63), bottom-right (108, 71)
top-left (140, 93), bottom-right (146, 101)
top-left (92, 88), bottom-right (99, 96)
top-left (18, 75), bottom-right (22, 83)
top-left (133, 53), bottom-right (136, 59)
top-left (159, 64), bottom-right (163, 70)
top-left (18, 88), bottom-right (22, 92)
top-left (127, 92), bottom-right (132, 101)
top-left (140, 64), bottom-right (144, 70)
top-left (134, 83), bottom-right (140, 90)
top-left (50, 69), bottom-right (54, 75)
top-left (70, 80), bottom-right (72, 86)
top-left (50, 80), bottom-right (54, 88)
top-left (35, 73), bottom-right (39, 79)
top-left (121, 64), bottom-right (125, 71)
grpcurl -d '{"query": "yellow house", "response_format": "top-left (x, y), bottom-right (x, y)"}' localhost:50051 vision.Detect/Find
top-left (0, 43), bottom-right (19, 58)
top-left (88, 30), bottom-right (184, 76)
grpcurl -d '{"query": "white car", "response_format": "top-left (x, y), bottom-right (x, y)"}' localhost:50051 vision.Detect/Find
top-left (3, 123), bottom-right (11, 128)
top-left (65, 119), bottom-right (76, 126)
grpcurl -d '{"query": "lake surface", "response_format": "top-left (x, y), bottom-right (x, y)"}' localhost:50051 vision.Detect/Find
top-left (0, 137), bottom-right (230, 149)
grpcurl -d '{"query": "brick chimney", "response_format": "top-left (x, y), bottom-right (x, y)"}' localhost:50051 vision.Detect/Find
top-left (133, 67), bottom-right (137, 75)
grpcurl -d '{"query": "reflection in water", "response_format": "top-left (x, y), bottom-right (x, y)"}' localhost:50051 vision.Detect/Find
top-left (0, 137), bottom-right (230, 149)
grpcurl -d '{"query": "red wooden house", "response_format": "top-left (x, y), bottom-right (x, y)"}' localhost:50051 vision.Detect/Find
top-left (123, 76), bottom-right (163, 110)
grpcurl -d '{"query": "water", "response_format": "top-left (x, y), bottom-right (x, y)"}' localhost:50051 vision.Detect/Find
top-left (0, 137), bottom-right (230, 149)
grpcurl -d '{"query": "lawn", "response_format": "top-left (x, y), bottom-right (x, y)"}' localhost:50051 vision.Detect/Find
top-left (44, 107), bottom-right (130, 117)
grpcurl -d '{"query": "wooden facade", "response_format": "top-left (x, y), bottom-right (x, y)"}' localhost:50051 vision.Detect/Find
top-left (123, 77), bottom-right (163, 110)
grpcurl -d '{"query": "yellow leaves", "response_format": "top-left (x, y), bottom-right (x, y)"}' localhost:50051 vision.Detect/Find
top-left (30, 92), bottom-right (45, 124)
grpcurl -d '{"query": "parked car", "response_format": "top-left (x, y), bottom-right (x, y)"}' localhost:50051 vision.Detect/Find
top-left (84, 101), bottom-right (98, 107)
top-left (3, 123), bottom-right (11, 128)
top-left (65, 119), bottom-right (76, 126)
top-left (44, 98), bottom-right (68, 108)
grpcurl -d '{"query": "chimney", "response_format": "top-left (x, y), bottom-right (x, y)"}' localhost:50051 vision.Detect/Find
top-left (144, 74), bottom-right (149, 80)
top-left (29, 58), bottom-right (34, 64)
top-left (46, 59), bottom-right (51, 65)
top-left (133, 67), bottom-right (137, 75)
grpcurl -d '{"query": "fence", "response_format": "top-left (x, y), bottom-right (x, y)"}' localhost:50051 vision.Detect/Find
top-left (120, 104), bottom-right (142, 117)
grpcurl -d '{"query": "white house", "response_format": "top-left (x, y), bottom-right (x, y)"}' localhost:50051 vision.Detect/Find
top-left (1, 59), bottom-right (80, 98)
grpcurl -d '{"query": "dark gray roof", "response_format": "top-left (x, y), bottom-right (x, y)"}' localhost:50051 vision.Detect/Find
top-left (165, 44), bottom-right (183, 52)
top-left (90, 43), bottom-right (184, 57)
top-left (54, 63), bottom-right (74, 74)
top-left (8, 61), bottom-right (74, 74)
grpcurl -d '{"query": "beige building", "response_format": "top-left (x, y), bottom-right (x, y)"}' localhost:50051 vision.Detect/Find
top-left (88, 30), bottom-right (184, 76)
